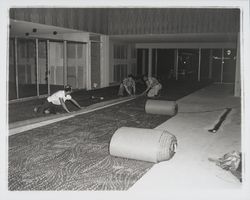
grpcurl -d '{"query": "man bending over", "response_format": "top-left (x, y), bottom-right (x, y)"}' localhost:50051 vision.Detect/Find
top-left (34, 85), bottom-right (81, 114)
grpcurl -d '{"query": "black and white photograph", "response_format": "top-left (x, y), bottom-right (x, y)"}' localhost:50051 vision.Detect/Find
top-left (1, 0), bottom-right (250, 200)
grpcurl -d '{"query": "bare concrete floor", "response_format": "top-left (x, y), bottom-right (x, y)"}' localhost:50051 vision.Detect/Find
top-left (131, 83), bottom-right (241, 191)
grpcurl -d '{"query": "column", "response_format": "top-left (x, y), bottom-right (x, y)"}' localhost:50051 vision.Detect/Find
top-left (148, 48), bottom-right (152, 77)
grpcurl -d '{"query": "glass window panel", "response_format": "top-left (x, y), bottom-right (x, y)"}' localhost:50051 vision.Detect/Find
top-left (77, 44), bottom-right (83, 58)
top-left (67, 42), bottom-right (86, 89)
top-left (9, 38), bottom-right (17, 100)
top-left (49, 41), bottom-right (64, 93)
top-left (38, 40), bottom-right (48, 95)
top-left (17, 39), bottom-right (37, 98)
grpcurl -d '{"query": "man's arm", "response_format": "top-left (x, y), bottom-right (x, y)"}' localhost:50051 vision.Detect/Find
top-left (70, 98), bottom-right (81, 109)
top-left (132, 80), bottom-right (136, 95)
top-left (124, 85), bottom-right (132, 95)
top-left (59, 98), bottom-right (70, 113)
top-left (141, 82), bottom-right (151, 95)
top-left (133, 85), bottom-right (136, 95)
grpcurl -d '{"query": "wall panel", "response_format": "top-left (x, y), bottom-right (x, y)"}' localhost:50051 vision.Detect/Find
top-left (10, 8), bottom-right (240, 35)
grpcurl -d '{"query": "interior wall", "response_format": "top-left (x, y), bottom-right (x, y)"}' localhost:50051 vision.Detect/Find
top-left (10, 8), bottom-right (108, 34)
top-left (10, 8), bottom-right (240, 35)
top-left (107, 8), bottom-right (240, 35)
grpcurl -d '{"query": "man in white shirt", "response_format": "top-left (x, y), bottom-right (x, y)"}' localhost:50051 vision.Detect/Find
top-left (34, 85), bottom-right (81, 114)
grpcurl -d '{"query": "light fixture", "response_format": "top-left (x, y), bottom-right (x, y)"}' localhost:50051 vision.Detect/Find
top-left (53, 31), bottom-right (57, 35)
top-left (226, 49), bottom-right (231, 56)
top-left (32, 28), bottom-right (37, 33)
top-left (25, 32), bottom-right (29, 36)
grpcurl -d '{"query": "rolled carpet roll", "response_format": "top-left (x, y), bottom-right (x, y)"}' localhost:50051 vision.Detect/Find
top-left (145, 99), bottom-right (178, 116)
top-left (109, 127), bottom-right (177, 163)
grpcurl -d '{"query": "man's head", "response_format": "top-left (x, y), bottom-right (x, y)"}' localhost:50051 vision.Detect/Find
top-left (128, 74), bottom-right (134, 81)
top-left (142, 75), bottom-right (148, 81)
top-left (64, 85), bottom-right (72, 94)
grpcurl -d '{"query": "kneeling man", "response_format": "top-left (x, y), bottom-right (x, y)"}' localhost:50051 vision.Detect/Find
top-left (34, 85), bottom-right (81, 114)
top-left (142, 75), bottom-right (162, 97)
top-left (118, 74), bottom-right (136, 96)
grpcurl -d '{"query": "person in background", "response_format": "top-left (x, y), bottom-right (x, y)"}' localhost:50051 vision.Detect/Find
top-left (34, 85), bottom-right (81, 114)
top-left (141, 75), bottom-right (162, 98)
top-left (118, 74), bottom-right (136, 96)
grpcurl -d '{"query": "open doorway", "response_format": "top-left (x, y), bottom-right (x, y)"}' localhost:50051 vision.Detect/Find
top-left (155, 49), bottom-right (175, 85)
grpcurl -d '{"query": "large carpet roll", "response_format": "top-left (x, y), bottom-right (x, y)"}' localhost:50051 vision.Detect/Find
top-left (109, 127), bottom-right (177, 163)
top-left (145, 100), bottom-right (178, 116)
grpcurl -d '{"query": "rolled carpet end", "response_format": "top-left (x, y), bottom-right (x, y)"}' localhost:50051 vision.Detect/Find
top-left (145, 100), bottom-right (178, 116)
top-left (109, 127), bottom-right (177, 163)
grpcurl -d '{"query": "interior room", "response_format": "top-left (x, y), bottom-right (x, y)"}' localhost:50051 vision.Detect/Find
top-left (6, 6), bottom-right (246, 197)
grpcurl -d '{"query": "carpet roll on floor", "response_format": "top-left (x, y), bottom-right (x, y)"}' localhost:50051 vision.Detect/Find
top-left (110, 127), bottom-right (177, 163)
top-left (145, 100), bottom-right (178, 116)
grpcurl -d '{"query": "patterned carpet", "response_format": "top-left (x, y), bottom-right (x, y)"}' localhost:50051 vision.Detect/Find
top-left (9, 81), bottom-right (211, 190)
top-left (9, 97), bottom-right (169, 190)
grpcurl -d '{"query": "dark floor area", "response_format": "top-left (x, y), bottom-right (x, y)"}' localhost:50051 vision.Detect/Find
top-left (8, 80), bottom-right (212, 123)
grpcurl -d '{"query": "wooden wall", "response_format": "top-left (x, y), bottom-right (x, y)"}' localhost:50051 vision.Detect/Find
top-left (107, 8), bottom-right (240, 35)
top-left (9, 8), bottom-right (108, 34)
top-left (10, 8), bottom-right (240, 35)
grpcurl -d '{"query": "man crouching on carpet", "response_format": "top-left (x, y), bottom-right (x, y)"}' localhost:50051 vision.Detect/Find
top-left (34, 85), bottom-right (81, 114)
top-left (118, 74), bottom-right (136, 96)
top-left (141, 75), bottom-right (162, 98)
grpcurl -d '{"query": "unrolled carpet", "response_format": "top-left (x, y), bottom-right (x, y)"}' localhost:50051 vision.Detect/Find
top-left (9, 97), bottom-right (169, 190)
top-left (9, 81), bottom-right (211, 190)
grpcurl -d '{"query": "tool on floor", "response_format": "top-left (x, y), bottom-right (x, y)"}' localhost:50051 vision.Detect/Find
top-left (109, 127), bottom-right (177, 163)
top-left (145, 100), bottom-right (178, 116)
top-left (91, 95), bottom-right (104, 101)
top-left (208, 108), bottom-right (232, 133)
